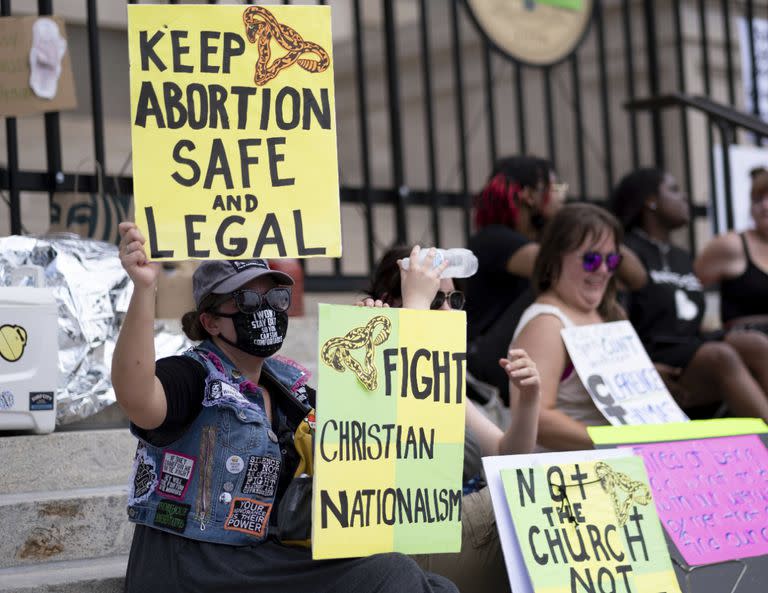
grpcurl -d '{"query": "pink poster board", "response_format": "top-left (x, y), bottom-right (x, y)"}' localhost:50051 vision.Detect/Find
top-left (624, 434), bottom-right (768, 566)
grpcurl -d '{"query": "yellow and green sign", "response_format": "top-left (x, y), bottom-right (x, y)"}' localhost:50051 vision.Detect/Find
top-left (312, 305), bottom-right (466, 559)
top-left (501, 456), bottom-right (681, 593)
top-left (127, 5), bottom-right (340, 260)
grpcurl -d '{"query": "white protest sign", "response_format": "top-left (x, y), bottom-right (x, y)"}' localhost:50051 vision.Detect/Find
top-left (561, 321), bottom-right (688, 426)
top-left (482, 449), bottom-right (633, 593)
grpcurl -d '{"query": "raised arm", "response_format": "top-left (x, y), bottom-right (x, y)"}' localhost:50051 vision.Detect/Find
top-left (693, 232), bottom-right (744, 286)
top-left (512, 314), bottom-right (593, 451)
top-left (111, 222), bottom-right (168, 429)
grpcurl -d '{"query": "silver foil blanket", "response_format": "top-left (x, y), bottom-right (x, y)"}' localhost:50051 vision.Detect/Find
top-left (0, 234), bottom-right (191, 425)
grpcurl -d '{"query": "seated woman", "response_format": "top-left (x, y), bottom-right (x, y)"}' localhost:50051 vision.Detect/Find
top-left (509, 203), bottom-right (626, 451)
top-left (466, 156), bottom-right (645, 404)
top-left (362, 244), bottom-right (542, 593)
top-left (694, 166), bottom-right (768, 332)
top-left (112, 223), bottom-right (458, 593)
top-left (611, 168), bottom-right (768, 422)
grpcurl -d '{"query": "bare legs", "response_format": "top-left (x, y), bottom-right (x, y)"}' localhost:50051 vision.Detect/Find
top-left (678, 333), bottom-right (768, 421)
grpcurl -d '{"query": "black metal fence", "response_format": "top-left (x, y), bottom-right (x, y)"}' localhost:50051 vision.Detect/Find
top-left (2, 0), bottom-right (768, 290)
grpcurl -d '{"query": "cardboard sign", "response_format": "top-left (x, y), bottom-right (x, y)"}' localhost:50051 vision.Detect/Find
top-left (561, 321), bottom-right (688, 426)
top-left (127, 5), bottom-right (341, 261)
top-left (500, 456), bottom-right (681, 593)
top-left (484, 450), bottom-right (634, 593)
top-left (0, 16), bottom-right (77, 117)
top-left (312, 305), bottom-right (466, 559)
top-left (624, 435), bottom-right (768, 566)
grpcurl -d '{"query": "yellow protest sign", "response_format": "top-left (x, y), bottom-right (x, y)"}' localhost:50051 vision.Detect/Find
top-left (127, 5), bottom-right (340, 260)
top-left (500, 456), bottom-right (681, 593)
top-left (312, 305), bottom-right (466, 559)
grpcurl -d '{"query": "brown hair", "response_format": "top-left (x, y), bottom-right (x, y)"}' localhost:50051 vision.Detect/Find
top-left (365, 245), bottom-right (412, 305)
top-left (180, 293), bottom-right (224, 342)
top-left (533, 202), bottom-right (625, 321)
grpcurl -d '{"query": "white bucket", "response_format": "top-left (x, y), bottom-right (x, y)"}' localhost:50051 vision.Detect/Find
top-left (0, 266), bottom-right (58, 434)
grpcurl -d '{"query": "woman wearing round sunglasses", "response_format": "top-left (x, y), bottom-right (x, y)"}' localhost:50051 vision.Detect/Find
top-left (612, 168), bottom-right (768, 422)
top-left (509, 203), bottom-right (628, 451)
top-left (360, 244), bottom-right (541, 593)
top-left (112, 222), bottom-right (459, 593)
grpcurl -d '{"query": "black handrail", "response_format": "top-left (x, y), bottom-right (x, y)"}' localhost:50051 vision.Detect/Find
top-left (625, 92), bottom-right (768, 231)
top-left (626, 93), bottom-right (768, 137)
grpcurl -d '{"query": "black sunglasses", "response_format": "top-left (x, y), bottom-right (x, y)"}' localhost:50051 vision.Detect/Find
top-left (582, 251), bottom-right (623, 273)
top-left (430, 290), bottom-right (465, 310)
top-left (214, 287), bottom-right (292, 314)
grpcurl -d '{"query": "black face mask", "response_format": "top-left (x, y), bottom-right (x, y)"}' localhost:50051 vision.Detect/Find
top-left (216, 307), bottom-right (289, 358)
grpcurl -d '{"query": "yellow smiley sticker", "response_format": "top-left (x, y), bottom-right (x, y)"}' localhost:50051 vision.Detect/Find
top-left (0, 324), bottom-right (28, 362)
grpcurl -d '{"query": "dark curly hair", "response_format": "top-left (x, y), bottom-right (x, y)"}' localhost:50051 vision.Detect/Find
top-left (610, 168), bottom-right (665, 232)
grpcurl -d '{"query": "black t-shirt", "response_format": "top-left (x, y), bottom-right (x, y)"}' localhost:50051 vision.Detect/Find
top-left (134, 355), bottom-right (316, 525)
top-left (465, 225), bottom-right (531, 341)
top-left (624, 230), bottom-right (705, 349)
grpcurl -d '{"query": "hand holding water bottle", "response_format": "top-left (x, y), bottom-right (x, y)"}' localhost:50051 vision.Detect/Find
top-left (397, 246), bottom-right (448, 310)
top-left (400, 247), bottom-right (478, 279)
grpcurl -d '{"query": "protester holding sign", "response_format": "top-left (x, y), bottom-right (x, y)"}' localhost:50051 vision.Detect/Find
top-left (611, 168), bottom-right (768, 422)
top-left (111, 223), bottom-right (458, 593)
top-left (362, 244), bottom-right (542, 593)
top-left (694, 166), bottom-right (768, 333)
top-left (508, 203), bottom-right (627, 451)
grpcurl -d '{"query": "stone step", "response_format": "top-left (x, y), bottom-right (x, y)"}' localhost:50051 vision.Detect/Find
top-left (0, 429), bottom-right (136, 495)
top-left (0, 555), bottom-right (127, 593)
top-left (0, 486), bottom-right (133, 569)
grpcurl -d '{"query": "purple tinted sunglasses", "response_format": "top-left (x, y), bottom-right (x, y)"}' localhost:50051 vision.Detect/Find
top-left (582, 251), bottom-right (623, 273)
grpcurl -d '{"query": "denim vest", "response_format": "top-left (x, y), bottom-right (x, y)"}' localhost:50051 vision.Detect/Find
top-left (126, 341), bottom-right (312, 546)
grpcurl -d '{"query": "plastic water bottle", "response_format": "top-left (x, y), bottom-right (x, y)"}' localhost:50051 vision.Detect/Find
top-left (400, 248), bottom-right (478, 278)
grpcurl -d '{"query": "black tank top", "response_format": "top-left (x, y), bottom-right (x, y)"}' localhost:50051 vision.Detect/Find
top-left (720, 233), bottom-right (768, 322)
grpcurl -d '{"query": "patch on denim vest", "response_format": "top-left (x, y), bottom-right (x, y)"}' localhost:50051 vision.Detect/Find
top-left (157, 451), bottom-right (195, 500)
top-left (224, 498), bottom-right (272, 537)
top-left (204, 378), bottom-right (257, 411)
top-left (241, 455), bottom-right (280, 497)
top-left (129, 446), bottom-right (157, 505)
top-left (153, 500), bottom-right (190, 533)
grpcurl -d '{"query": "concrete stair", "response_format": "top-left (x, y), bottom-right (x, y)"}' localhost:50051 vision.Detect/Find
top-left (0, 429), bottom-right (136, 593)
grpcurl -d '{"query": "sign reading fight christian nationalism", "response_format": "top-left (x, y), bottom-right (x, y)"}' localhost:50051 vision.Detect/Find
top-left (500, 455), bottom-right (681, 593)
top-left (312, 305), bottom-right (466, 559)
top-left (127, 5), bottom-right (340, 260)
top-left (561, 321), bottom-right (688, 426)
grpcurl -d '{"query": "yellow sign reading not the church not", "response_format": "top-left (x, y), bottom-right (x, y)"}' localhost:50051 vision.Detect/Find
top-left (127, 5), bottom-right (340, 260)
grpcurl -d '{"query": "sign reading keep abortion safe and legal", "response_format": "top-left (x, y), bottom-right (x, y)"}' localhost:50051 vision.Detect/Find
top-left (127, 5), bottom-right (340, 260)
top-left (312, 305), bottom-right (466, 559)
top-left (561, 321), bottom-right (688, 426)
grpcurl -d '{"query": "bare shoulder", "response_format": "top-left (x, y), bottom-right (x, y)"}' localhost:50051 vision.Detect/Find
top-left (514, 312), bottom-right (567, 349)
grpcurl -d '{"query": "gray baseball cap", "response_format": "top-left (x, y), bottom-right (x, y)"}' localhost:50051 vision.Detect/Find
top-left (192, 259), bottom-right (294, 309)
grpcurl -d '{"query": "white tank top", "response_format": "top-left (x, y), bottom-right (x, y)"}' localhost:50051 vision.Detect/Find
top-left (513, 303), bottom-right (608, 432)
